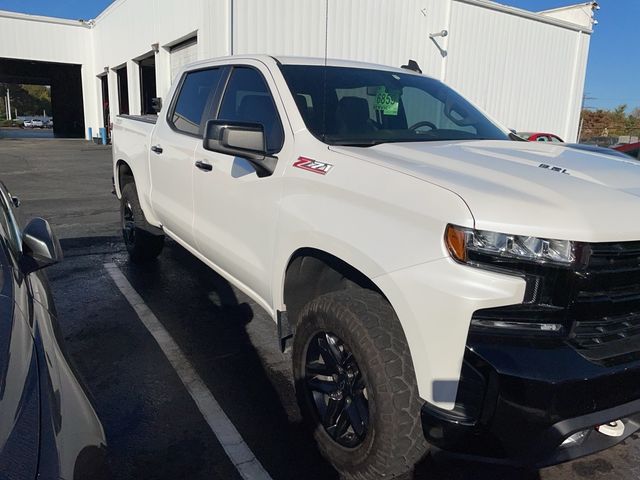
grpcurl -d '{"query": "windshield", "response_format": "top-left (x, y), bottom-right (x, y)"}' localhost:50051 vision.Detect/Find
top-left (280, 65), bottom-right (509, 146)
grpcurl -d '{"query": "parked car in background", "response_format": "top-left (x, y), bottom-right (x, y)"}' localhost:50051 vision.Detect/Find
top-left (0, 182), bottom-right (108, 479)
top-left (31, 119), bottom-right (44, 128)
top-left (22, 119), bottom-right (33, 128)
top-left (614, 141), bottom-right (640, 160)
top-left (517, 132), bottom-right (564, 142)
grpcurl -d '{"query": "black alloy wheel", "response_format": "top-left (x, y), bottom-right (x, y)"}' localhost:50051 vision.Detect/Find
top-left (304, 331), bottom-right (369, 448)
top-left (122, 199), bottom-right (136, 249)
top-left (119, 182), bottom-right (164, 262)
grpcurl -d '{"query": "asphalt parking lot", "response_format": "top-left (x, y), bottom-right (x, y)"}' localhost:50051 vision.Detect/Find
top-left (2, 138), bottom-right (640, 479)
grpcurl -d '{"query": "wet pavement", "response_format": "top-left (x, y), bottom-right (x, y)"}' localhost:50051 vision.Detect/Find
top-left (1, 139), bottom-right (639, 479)
top-left (0, 127), bottom-right (54, 139)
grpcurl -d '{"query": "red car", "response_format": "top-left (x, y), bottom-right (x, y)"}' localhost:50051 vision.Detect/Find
top-left (517, 132), bottom-right (564, 143)
top-left (614, 142), bottom-right (640, 160)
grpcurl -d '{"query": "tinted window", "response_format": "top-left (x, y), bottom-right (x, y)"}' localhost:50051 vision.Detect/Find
top-left (280, 65), bottom-right (508, 146)
top-left (171, 68), bottom-right (223, 135)
top-left (402, 87), bottom-right (476, 134)
top-left (217, 67), bottom-right (284, 153)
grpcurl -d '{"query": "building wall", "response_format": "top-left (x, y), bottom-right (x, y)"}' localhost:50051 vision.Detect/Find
top-left (89, 0), bottom-right (230, 127)
top-left (0, 13), bottom-right (97, 135)
top-left (229, 0), bottom-right (592, 141)
top-left (0, 0), bottom-right (594, 141)
top-left (445, 1), bottom-right (591, 141)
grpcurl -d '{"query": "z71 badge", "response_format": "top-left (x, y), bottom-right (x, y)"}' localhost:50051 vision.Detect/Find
top-left (293, 157), bottom-right (334, 175)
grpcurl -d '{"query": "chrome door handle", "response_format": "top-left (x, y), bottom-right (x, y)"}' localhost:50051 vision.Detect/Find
top-left (151, 145), bottom-right (163, 154)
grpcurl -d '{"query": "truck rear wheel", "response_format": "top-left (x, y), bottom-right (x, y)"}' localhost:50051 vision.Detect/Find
top-left (120, 182), bottom-right (164, 262)
top-left (292, 289), bottom-right (428, 479)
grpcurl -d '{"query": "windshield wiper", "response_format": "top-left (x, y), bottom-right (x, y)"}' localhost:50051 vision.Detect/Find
top-left (329, 139), bottom-right (391, 147)
top-left (509, 132), bottom-right (527, 141)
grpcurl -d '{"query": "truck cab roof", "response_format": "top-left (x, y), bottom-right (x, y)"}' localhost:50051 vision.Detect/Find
top-left (182, 54), bottom-right (426, 77)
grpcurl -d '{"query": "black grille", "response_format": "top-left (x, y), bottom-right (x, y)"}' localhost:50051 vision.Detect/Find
top-left (469, 241), bottom-right (640, 366)
top-left (569, 241), bottom-right (640, 365)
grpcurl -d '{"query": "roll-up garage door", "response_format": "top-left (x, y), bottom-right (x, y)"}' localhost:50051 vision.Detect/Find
top-left (170, 38), bottom-right (198, 82)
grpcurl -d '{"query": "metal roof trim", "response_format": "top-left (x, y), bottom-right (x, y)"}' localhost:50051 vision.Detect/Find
top-left (0, 9), bottom-right (91, 28)
top-left (452, 0), bottom-right (594, 33)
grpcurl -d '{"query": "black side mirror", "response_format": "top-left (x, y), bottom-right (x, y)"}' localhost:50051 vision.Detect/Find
top-left (19, 218), bottom-right (63, 274)
top-left (151, 97), bottom-right (162, 113)
top-left (203, 120), bottom-right (277, 175)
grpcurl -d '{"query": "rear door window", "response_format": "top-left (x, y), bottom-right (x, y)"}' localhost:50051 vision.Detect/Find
top-left (170, 68), bottom-right (223, 136)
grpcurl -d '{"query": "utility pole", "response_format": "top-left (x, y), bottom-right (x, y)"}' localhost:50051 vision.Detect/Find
top-left (6, 89), bottom-right (11, 121)
top-left (577, 117), bottom-right (584, 143)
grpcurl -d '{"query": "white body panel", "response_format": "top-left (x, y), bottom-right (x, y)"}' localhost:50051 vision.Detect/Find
top-left (149, 118), bottom-right (199, 245)
top-left (112, 55), bottom-right (639, 409)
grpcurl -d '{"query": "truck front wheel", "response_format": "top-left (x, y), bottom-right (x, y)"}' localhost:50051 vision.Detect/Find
top-left (120, 182), bottom-right (164, 262)
top-left (292, 289), bottom-right (428, 479)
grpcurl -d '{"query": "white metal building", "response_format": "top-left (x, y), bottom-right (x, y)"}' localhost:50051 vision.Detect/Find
top-left (0, 0), bottom-right (597, 141)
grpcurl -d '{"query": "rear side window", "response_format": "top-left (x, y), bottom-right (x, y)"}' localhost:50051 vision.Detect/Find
top-left (170, 68), bottom-right (223, 135)
top-left (217, 67), bottom-right (284, 153)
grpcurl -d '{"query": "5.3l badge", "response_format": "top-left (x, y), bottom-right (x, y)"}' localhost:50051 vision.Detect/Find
top-left (539, 163), bottom-right (570, 175)
top-left (293, 157), bottom-right (334, 175)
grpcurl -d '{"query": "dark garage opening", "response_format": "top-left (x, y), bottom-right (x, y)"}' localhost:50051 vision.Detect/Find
top-left (138, 55), bottom-right (157, 115)
top-left (99, 73), bottom-right (110, 139)
top-left (116, 66), bottom-right (129, 115)
top-left (0, 57), bottom-right (85, 138)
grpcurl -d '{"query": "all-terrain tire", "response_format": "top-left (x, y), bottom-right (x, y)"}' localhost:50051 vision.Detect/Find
top-left (120, 182), bottom-right (164, 262)
top-left (293, 289), bottom-right (428, 479)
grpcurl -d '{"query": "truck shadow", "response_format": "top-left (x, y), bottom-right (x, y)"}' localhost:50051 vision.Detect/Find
top-left (120, 240), bottom-right (340, 479)
top-left (52, 236), bottom-right (544, 480)
top-left (416, 456), bottom-right (541, 479)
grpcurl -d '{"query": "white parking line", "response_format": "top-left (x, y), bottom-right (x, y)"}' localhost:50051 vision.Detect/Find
top-left (104, 263), bottom-right (273, 480)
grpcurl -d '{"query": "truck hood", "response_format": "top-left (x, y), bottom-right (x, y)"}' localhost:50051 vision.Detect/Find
top-left (331, 140), bottom-right (640, 242)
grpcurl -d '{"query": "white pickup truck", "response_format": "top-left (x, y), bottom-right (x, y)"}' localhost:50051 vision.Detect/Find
top-left (112, 55), bottom-right (640, 479)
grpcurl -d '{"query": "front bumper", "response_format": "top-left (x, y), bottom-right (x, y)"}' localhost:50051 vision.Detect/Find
top-left (421, 335), bottom-right (640, 467)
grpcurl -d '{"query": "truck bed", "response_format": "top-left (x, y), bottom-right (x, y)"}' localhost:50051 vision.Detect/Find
top-left (117, 114), bottom-right (158, 124)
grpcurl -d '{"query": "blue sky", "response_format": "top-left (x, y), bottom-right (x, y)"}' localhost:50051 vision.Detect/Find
top-left (0, 0), bottom-right (636, 111)
top-left (0, 0), bottom-right (113, 21)
top-left (502, 0), bottom-right (639, 111)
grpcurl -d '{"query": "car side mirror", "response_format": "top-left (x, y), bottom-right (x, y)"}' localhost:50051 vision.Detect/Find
top-left (203, 120), bottom-right (277, 175)
top-left (151, 97), bottom-right (162, 113)
top-left (19, 218), bottom-right (63, 274)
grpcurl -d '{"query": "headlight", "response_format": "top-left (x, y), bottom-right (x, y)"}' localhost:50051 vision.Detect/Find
top-left (445, 224), bottom-right (577, 267)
